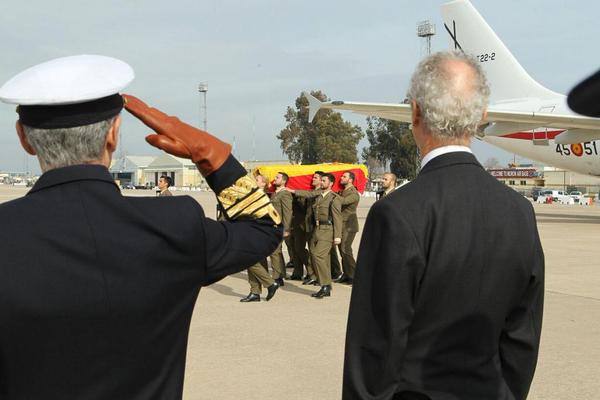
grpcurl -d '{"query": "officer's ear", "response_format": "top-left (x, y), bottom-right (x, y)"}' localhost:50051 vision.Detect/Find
top-left (15, 121), bottom-right (36, 156)
top-left (105, 115), bottom-right (121, 154)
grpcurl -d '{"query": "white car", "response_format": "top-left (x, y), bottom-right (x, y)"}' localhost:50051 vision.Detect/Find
top-left (536, 190), bottom-right (573, 204)
top-left (569, 191), bottom-right (591, 206)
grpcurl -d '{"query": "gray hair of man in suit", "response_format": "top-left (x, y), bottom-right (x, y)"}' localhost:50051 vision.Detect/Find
top-left (406, 51), bottom-right (490, 150)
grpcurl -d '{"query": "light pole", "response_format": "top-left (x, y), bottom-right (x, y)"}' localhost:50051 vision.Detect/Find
top-left (198, 82), bottom-right (208, 131)
top-left (417, 20), bottom-right (435, 56)
top-left (414, 20), bottom-right (436, 174)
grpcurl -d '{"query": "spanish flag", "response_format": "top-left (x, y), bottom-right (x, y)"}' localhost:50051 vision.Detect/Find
top-left (252, 163), bottom-right (369, 194)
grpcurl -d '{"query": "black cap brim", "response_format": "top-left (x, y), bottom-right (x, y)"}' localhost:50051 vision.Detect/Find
top-left (17, 94), bottom-right (124, 129)
top-left (567, 69), bottom-right (600, 117)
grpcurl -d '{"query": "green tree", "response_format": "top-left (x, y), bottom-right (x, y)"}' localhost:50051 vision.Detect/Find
top-left (362, 117), bottom-right (418, 179)
top-left (277, 91), bottom-right (363, 164)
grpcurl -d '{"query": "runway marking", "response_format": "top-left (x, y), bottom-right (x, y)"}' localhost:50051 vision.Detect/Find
top-left (546, 290), bottom-right (600, 302)
top-left (537, 218), bottom-right (600, 225)
top-left (535, 212), bottom-right (600, 220)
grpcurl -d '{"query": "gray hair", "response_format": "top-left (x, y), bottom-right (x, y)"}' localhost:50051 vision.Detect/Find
top-left (406, 51), bottom-right (490, 139)
top-left (22, 118), bottom-right (115, 171)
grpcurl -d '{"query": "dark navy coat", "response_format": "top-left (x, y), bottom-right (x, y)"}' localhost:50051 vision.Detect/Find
top-left (344, 152), bottom-right (544, 400)
top-left (0, 157), bottom-right (281, 399)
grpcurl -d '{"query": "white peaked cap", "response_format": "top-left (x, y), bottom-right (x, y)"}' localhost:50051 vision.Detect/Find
top-left (0, 55), bottom-right (135, 105)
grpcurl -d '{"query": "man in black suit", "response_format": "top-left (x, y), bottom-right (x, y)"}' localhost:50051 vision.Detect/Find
top-left (0, 55), bottom-right (281, 399)
top-left (343, 51), bottom-right (544, 400)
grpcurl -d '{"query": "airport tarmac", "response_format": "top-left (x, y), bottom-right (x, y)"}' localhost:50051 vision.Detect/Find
top-left (1, 185), bottom-right (598, 399)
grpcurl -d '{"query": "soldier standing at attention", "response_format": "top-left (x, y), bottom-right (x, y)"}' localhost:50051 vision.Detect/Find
top-left (308, 173), bottom-right (342, 298)
top-left (269, 172), bottom-right (293, 286)
top-left (334, 171), bottom-right (359, 284)
top-left (240, 174), bottom-right (280, 302)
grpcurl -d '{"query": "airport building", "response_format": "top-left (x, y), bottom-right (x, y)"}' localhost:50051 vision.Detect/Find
top-left (143, 154), bottom-right (208, 189)
top-left (109, 155), bottom-right (155, 187)
top-left (487, 167), bottom-right (544, 194)
top-left (542, 167), bottom-right (600, 194)
top-left (487, 164), bottom-right (600, 195)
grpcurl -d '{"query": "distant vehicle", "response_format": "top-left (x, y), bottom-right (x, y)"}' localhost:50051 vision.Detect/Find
top-left (569, 191), bottom-right (587, 205)
top-left (531, 188), bottom-right (543, 201)
top-left (121, 184), bottom-right (136, 190)
top-left (537, 190), bottom-right (572, 204)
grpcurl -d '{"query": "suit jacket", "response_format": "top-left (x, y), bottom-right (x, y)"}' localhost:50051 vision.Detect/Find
top-left (312, 191), bottom-right (342, 241)
top-left (0, 156), bottom-right (281, 400)
top-left (343, 152), bottom-right (544, 400)
top-left (339, 185), bottom-right (360, 233)
top-left (159, 189), bottom-right (173, 197)
top-left (271, 189), bottom-right (293, 232)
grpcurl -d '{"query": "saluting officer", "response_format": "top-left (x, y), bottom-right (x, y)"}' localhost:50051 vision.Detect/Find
top-left (269, 172), bottom-right (293, 286)
top-left (0, 55), bottom-right (281, 400)
top-left (308, 173), bottom-right (342, 298)
top-left (334, 171), bottom-right (360, 284)
top-left (241, 174), bottom-right (280, 302)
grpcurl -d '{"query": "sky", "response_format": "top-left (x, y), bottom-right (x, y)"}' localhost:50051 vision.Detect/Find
top-left (0, 0), bottom-right (598, 174)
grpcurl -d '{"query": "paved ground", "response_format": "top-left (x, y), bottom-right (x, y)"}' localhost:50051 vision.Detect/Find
top-left (1, 185), bottom-right (599, 399)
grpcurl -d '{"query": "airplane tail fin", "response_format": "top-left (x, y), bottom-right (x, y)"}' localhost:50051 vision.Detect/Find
top-left (303, 91), bottom-right (323, 123)
top-left (441, 0), bottom-right (559, 101)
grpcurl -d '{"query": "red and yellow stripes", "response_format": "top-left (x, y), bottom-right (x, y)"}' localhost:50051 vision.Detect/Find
top-left (252, 163), bottom-right (369, 193)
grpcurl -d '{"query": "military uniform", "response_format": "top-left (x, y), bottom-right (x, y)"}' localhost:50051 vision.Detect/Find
top-left (296, 189), bottom-right (342, 281)
top-left (330, 239), bottom-right (343, 279)
top-left (338, 184), bottom-right (360, 279)
top-left (0, 159), bottom-right (282, 399)
top-left (309, 190), bottom-right (342, 286)
top-left (269, 188), bottom-right (293, 279)
top-left (293, 189), bottom-right (321, 281)
top-left (245, 186), bottom-right (276, 295)
top-left (0, 54), bottom-right (283, 400)
top-left (290, 196), bottom-right (310, 278)
top-left (247, 258), bottom-right (273, 294)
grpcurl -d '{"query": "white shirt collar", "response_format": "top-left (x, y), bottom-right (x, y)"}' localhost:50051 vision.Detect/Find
top-left (384, 186), bottom-right (396, 195)
top-left (421, 145), bottom-right (472, 169)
